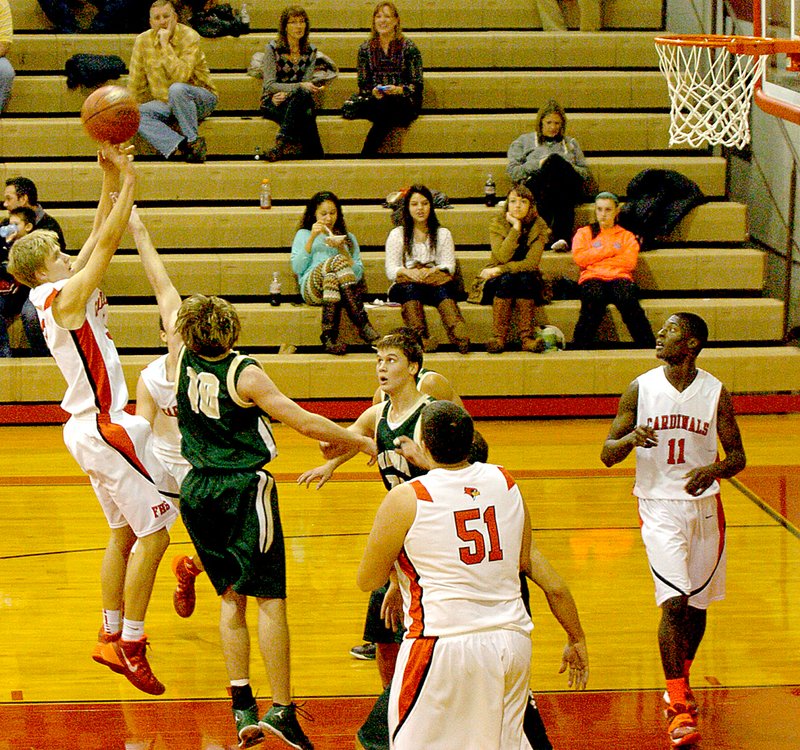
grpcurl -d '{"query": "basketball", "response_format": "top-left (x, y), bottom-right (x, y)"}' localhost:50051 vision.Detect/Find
top-left (80, 85), bottom-right (140, 144)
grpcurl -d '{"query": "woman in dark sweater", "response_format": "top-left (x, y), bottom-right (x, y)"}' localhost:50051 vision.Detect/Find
top-left (355, 2), bottom-right (423, 155)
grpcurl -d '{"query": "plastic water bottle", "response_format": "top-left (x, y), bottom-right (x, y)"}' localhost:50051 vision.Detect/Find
top-left (269, 272), bottom-right (282, 306)
top-left (240, 3), bottom-right (250, 27)
top-left (260, 178), bottom-right (271, 209)
top-left (254, 146), bottom-right (262, 160)
top-left (484, 174), bottom-right (497, 207)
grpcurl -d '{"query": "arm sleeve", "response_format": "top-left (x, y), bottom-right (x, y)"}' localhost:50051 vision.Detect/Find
top-left (290, 229), bottom-right (313, 277)
top-left (357, 43), bottom-right (373, 95)
top-left (615, 230), bottom-right (641, 273)
top-left (161, 30), bottom-right (205, 84)
top-left (128, 37), bottom-right (151, 103)
top-left (507, 134), bottom-right (538, 183)
top-left (435, 228), bottom-right (456, 274)
top-left (489, 216), bottom-right (520, 264)
top-left (501, 220), bottom-right (548, 273)
top-left (566, 137), bottom-right (592, 182)
top-left (402, 40), bottom-right (423, 107)
top-left (348, 233), bottom-right (364, 281)
top-left (385, 227), bottom-right (404, 282)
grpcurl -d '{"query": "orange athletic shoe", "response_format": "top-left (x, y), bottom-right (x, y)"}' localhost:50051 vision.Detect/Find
top-left (663, 688), bottom-right (699, 717)
top-left (667, 704), bottom-right (700, 747)
top-left (99, 637), bottom-right (166, 696)
top-left (172, 554), bottom-right (198, 618)
top-left (92, 629), bottom-right (123, 674)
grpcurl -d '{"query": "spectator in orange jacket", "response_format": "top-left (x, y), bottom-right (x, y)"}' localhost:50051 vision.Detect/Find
top-left (571, 192), bottom-right (655, 348)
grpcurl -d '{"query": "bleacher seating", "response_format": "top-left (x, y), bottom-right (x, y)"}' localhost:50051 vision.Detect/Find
top-left (2, 0), bottom-right (799, 413)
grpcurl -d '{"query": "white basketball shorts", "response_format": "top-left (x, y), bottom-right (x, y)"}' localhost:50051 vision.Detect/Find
top-left (638, 494), bottom-right (726, 609)
top-left (389, 629), bottom-right (533, 750)
top-left (63, 411), bottom-right (178, 537)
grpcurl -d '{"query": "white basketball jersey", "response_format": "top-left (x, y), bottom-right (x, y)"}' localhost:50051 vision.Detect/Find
top-left (633, 366), bottom-right (722, 500)
top-left (140, 354), bottom-right (186, 471)
top-left (397, 462), bottom-right (533, 639)
top-left (30, 281), bottom-right (128, 416)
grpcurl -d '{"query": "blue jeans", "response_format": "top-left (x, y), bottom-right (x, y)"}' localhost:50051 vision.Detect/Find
top-left (0, 57), bottom-right (14, 113)
top-left (138, 83), bottom-right (218, 158)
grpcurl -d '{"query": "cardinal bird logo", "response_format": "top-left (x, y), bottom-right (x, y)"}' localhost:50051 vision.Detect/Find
top-left (464, 487), bottom-right (480, 499)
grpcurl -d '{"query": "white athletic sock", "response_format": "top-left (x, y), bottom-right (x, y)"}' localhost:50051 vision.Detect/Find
top-left (231, 679), bottom-right (250, 687)
top-left (102, 609), bottom-right (121, 635)
top-left (122, 618), bottom-right (145, 642)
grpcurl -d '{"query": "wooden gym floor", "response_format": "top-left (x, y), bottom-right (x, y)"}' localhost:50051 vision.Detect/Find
top-left (1, 416), bottom-right (799, 749)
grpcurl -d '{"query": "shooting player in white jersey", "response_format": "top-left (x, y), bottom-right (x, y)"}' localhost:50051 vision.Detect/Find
top-left (601, 312), bottom-right (746, 747)
top-left (7, 146), bottom-right (178, 696)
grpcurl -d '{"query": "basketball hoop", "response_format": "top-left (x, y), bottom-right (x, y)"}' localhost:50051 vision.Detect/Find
top-left (654, 35), bottom-right (778, 149)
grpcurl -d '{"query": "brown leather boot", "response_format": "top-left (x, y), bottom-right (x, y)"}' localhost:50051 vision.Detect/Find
top-left (340, 283), bottom-right (379, 344)
top-left (321, 302), bottom-right (347, 355)
top-left (437, 298), bottom-right (470, 354)
top-left (486, 297), bottom-right (514, 353)
top-left (400, 300), bottom-right (435, 351)
top-left (516, 298), bottom-right (545, 352)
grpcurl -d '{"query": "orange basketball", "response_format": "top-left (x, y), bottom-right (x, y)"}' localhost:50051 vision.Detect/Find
top-left (80, 85), bottom-right (140, 144)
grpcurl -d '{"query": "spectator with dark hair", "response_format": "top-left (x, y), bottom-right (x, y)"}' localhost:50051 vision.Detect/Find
top-left (385, 185), bottom-right (469, 354)
top-left (260, 5), bottom-right (329, 161)
top-left (353, 2), bottom-right (423, 155)
top-left (507, 99), bottom-right (595, 249)
top-left (0, 206), bottom-right (48, 357)
top-left (571, 192), bottom-right (655, 349)
top-left (128, 0), bottom-right (218, 163)
top-left (3, 177), bottom-right (67, 251)
top-left (291, 190), bottom-right (379, 354)
top-left (0, 0), bottom-right (13, 114)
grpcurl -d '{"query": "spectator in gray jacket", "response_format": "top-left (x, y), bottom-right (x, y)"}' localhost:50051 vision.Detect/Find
top-left (507, 99), bottom-right (595, 249)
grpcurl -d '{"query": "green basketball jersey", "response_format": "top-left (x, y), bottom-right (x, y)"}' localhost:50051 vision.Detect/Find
top-left (375, 395), bottom-right (434, 490)
top-left (176, 348), bottom-right (277, 471)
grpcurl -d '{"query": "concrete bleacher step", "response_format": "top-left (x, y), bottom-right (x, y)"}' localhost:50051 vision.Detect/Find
top-left (94, 297), bottom-right (784, 351)
top-left (102, 248), bottom-right (767, 298)
top-left (0, 112), bottom-right (679, 158)
top-left (12, 0), bottom-right (664, 32)
top-left (9, 31), bottom-right (662, 72)
top-left (45, 202), bottom-right (748, 251)
top-left (6, 70), bottom-right (670, 114)
top-left (3, 347), bottom-right (797, 405)
top-left (1, 156), bottom-right (726, 205)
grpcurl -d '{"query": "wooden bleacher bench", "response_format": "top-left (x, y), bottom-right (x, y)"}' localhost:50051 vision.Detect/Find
top-left (0, 156), bottom-right (726, 204)
top-left (0, 113), bottom-right (680, 158)
top-left (3, 346), bottom-right (799, 405)
top-left (5, 70), bottom-right (670, 114)
top-left (8, 31), bottom-right (662, 72)
top-left (101, 248), bottom-right (766, 298)
top-left (42, 202), bottom-right (749, 252)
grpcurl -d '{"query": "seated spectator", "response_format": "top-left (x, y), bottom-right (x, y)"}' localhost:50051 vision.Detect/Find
top-left (3, 177), bottom-right (67, 251)
top-left (260, 6), bottom-right (326, 161)
top-left (0, 0), bottom-right (13, 114)
top-left (507, 99), bottom-right (595, 249)
top-left (291, 191), bottom-right (379, 355)
top-left (467, 185), bottom-right (550, 353)
top-left (0, 207), bottom-right (48, 357)
top-left (385, 184), bottom-right (469, 354)
top-left (353, 2), bottom-right (423, 156)
top-left (571, 192), bottom-right (656, 349)
top-left (535, 0), bottom-right (601, 31)
top-left (128, 0), bottom-right (218, 163)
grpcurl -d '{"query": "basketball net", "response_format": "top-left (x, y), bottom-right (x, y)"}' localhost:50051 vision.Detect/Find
top-left (655, 37), bottom-right (769, 149)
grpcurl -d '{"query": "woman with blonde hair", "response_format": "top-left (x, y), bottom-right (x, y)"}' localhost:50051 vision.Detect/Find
top-left (353, 2), bottom-right (423, 155)
top-left (468, 184), bottom-right (550, 353)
